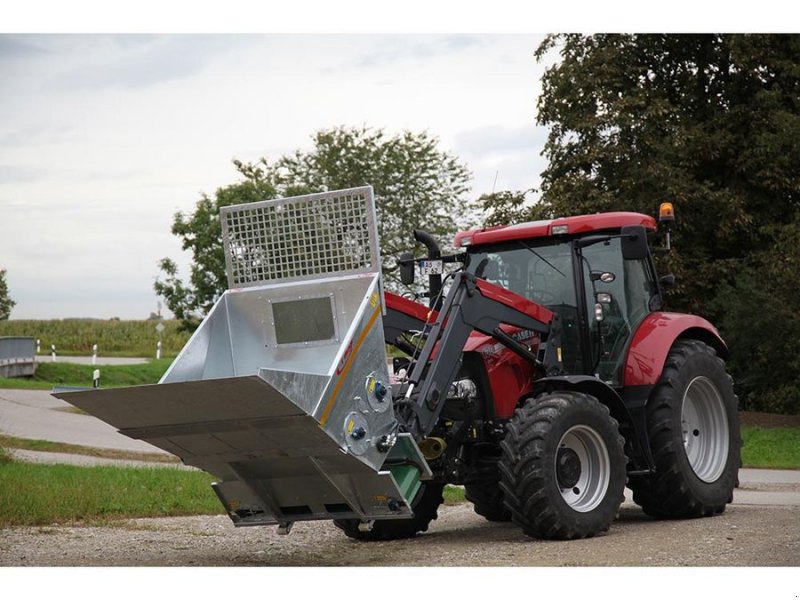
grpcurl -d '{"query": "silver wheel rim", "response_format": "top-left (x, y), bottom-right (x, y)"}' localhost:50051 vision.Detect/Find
top-left (556, 425), bottom-right (610, 512)
top-left (681, 376), bottom-right (729, 483)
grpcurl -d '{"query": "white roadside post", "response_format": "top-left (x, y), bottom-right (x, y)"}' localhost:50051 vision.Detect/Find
top-left (93, 369), bottom-right (100, 389)
top-left (36, 339), bottom-right (40, 354)
top-left (92, 343), bottom-right (97, 365)
top-left (155, 321), bottom-right (165, 360)
top-left (51, 344), bottom-right (56, 362)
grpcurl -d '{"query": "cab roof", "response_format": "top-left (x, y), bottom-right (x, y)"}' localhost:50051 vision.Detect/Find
top-left (454, 212), bottom-right (657, 249)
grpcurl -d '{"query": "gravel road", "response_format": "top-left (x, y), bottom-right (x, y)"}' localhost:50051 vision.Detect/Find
top-left (1, 498), bottom-right (798, 567)
top-left (1, 388), bottom-right (799, 567)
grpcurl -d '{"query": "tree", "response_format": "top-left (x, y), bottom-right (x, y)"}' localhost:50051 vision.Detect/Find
top-left (489, 34), bottom-right (800, 412)
top-left (711, 217), bottom-right (800, 414)
top-left (154, 162), bottom-right (278, 330)
top-left (527, 34), bottom-right (800, 318)
top-left (0, 268), bottom-right (15, 320)
top-left (156, 126), bottom-right (473, 329)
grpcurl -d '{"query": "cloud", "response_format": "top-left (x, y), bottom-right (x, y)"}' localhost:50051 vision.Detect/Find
top-left (354, 34), bottom-right (485, 68)
top-left (0, 35), bottom-right (47, 58)
top-left (454, 123), bottom-right (549, 158)
top-left (0, 125), bottom-right (80, 147)
top-left (0, 164), bottom-right (45, 183)
top-left (45, 35), bottom-right (257, 91)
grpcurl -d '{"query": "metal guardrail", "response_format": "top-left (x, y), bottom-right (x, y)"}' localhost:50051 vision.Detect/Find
top-left (0, 336), bottom-right (36, 377)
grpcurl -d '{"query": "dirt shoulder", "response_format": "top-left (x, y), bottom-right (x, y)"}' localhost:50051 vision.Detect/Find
top-left (739, 411), bottom-right (800, 428)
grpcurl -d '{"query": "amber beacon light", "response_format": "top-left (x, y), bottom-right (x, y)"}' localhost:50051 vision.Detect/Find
top-left (659, 202), bottom-right (675, 224)
top-left (658, 202), bottom-right (675, 250)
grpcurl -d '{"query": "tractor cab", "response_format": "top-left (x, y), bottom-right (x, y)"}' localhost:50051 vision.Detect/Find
top-left (455, 213), bottom-right (660, 386)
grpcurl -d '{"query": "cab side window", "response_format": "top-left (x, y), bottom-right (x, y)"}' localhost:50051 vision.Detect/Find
top-left (582, 239), bottom-right (656, 384)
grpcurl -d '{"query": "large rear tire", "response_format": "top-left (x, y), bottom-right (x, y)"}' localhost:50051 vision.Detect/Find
top-left (499, 391), bottom-right (626, 540)
top-left (628, 340), bottom-right (741, 518)
top-left (332, 481), bottom-right (445, 541)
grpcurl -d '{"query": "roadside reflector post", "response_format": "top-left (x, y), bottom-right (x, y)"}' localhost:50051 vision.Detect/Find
top-left (51, 344), bottom-right (56, 362)
top-left (93, 369), bottom-right (100, 389)
top-left (36, 339), bottom-right (40, 354)
top-left (155, 322), bottom-right (165, 359)
top-left (92, 343), bottom-right (97, 365)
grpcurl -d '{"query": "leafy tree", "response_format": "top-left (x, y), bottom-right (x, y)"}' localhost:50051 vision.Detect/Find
top-left (265, 126), bottom-right (474, 284)
top-left (0, 268), bottom-right (15, 320)
top-left (154, 163), bottom-right (278, 329)
top-left (478, 189), bottom-right (539, 227)
top-left (483, 34), bottom-right (800, 412)
top-left (156, 126), bottom-right (473, 329)
top-left (487, 34), bottom-right (800, 316)
top-left (711, 218), bottom-right (800, 414)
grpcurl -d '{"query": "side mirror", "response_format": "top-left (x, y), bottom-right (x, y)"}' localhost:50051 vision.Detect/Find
top-left (621, 225), bottom-right (649, 260)
top-left (398, 252), bottom-right (415, 285)
top-left (590, 271), bottom-right (616, 283)
top-left (659, 273), bottom-right (675, 289)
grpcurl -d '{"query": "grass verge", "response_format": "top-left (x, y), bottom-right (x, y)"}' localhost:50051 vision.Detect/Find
top-left (0, 434), bottom-right (179, 464)
top-left (741, 426), bottom-right (800, 470)
top-left (0, 359), bottom-right (173, 390)
top-left (0, 462), bottom-right (221, 527)
top-left (0, 426), bottom-right (794, 528)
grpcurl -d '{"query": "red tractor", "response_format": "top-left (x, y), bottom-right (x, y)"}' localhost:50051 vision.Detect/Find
top-left (60, 189), bottom-right (739, 544)
top-left (355, 204), bottom-right (741, 541)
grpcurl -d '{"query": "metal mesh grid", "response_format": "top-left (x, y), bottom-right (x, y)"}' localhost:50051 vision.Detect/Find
top-left (220, 186), bottom-right (379, 288)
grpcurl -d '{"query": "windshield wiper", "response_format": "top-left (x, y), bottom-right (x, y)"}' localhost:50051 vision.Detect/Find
top-left (516, 240), bottom-right (567, 278)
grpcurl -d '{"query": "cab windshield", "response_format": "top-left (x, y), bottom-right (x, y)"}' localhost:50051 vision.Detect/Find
top-left (465, 240), bottom-right (585, 373)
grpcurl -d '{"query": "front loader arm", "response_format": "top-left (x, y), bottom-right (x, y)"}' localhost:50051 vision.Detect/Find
top-left (397, 272), bottom-right (561, 437)
top-left (383, 291), bottom-right (438, 354)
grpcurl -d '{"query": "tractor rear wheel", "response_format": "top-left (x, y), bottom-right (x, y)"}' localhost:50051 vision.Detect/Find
top-left (499, 391), bottom-right (626, 540)
top-left (628, 340), bottom-right (741, 518)
top-left (465, 479), bottom-right (511, 522)
top-left (332, 481), bottom-right (445, 541)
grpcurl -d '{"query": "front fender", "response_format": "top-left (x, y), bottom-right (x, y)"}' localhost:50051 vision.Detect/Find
top-left (623, 312), bottom-right (728, 387)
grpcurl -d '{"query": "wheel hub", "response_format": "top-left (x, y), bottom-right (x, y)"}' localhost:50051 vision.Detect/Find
top-left (681, 376), bottom-right (730, 483)
top-left (556, 447), bottom-right (581, 488)
top-left (555, 425), bottom-right (611, 512)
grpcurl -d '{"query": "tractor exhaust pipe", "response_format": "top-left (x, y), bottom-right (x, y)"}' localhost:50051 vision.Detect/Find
top-left (413, 229), bottom-right (443, 311)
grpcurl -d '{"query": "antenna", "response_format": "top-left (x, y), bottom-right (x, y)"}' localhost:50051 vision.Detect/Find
top-left (491, 170), bottom-right (499, 194)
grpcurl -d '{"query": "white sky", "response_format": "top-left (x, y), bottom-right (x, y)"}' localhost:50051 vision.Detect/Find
top-left (0, 1), bottom-right (785, 320)
top-left (0, 33), bottom-right (555, 319)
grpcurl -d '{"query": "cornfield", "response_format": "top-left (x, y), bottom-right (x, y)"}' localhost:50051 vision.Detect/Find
top-left (0, 320), bottom-right (191, 357)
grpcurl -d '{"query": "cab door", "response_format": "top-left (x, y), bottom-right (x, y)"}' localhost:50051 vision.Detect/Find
top-left (580, 238), bottom-right (658, 384)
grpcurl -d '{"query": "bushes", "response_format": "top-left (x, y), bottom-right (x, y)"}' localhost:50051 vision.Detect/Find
top-left (711, 221), bottom-right (800, 414)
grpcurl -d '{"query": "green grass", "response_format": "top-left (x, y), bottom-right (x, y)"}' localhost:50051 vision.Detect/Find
top-left (443, 485), bottom-right (466, 504)
top-left (0, 358), bottom-right (173, 390)
top-left (0, 425), bottom-right (794, 528)
top-left (741, 426), bottom-right (800, 469)
top-left (0, 319), bottom-right (190, 357)
top-left (0, 461), bottom-right (221, 527)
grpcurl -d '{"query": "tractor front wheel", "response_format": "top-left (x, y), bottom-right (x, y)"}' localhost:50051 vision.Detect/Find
top-left (628, 340), bottom-right (741, 518)
top-left (465, 479), bottom-right (511, 522)
top-left (332, 481), bottom-right (445, 541)
top-left (499, 391), bottom-right (626, 540)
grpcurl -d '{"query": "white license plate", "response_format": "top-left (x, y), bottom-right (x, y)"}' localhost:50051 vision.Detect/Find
top-left (419, 260), bottom-right (443, 276)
